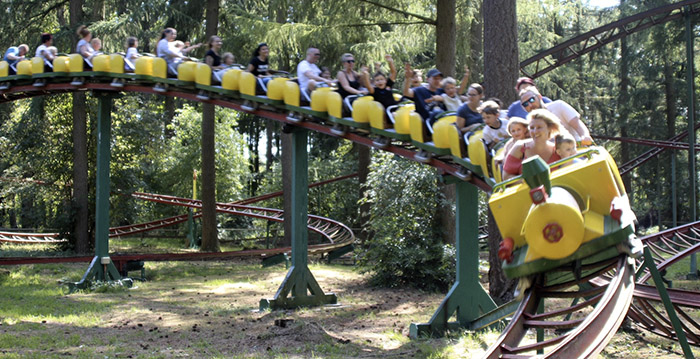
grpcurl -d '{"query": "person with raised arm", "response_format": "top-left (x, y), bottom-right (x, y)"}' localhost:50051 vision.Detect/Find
top-left (402, 63), bottom-right (443, 121)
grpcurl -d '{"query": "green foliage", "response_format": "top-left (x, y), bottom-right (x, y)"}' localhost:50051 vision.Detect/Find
top-left (357, 152), bottom-right (455, 292)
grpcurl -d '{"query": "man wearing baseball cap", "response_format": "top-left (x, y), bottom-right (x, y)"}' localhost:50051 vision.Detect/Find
top-left (506, 77), bottom-right (551, 119)
top-left (402, 64), bottom-right (444, 120)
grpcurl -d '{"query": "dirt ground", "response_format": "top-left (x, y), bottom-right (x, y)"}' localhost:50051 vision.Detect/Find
top-left (0, 257), bottom-right (696, 358)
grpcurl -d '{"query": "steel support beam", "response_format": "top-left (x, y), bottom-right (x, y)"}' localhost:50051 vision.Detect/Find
top-left (70, 93), bottom-right (125, 291)
top-left (260, 126), bottom-right (337, 310)
top-left (410, 180), bottom-right (496, 338)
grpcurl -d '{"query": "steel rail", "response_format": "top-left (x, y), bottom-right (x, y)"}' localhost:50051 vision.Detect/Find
top-left (0, 230), bottom-right (64, 244)
top-left (131, 192), bottom-right (355, 247)
top-left (484, 255), bottom-right (633, 358)
top-left (107, 172), bottom-right (359, 238)
top-left (593, 134), bottom-right (700, 151)
top-left (520, 0), bottom-right (700, 78)
top-left (0, 82), bottom-right (491, 192)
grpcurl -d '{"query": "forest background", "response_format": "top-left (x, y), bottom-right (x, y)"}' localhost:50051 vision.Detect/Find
top-left (0, 0), bottom-right (694, 301)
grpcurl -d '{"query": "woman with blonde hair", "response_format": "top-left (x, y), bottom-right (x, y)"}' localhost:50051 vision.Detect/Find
top-left (502, 109), bottom-right (569, 180)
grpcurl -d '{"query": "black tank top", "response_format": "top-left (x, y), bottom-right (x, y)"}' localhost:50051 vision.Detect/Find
top-left (338, 71), bottom-right (361, 98)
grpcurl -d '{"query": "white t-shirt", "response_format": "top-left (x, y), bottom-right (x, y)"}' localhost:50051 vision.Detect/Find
top-left (157, 38), bottom-right (177, 64)
top-left (125, 47), bottom-right (139, 70)
top-left (441, 93), bottom-right (463, 111)
top-left (545, 100), bottom-right (582, 141)
top-left (297, 60), bottom-right (320, 92)
top-left (35, 44), bottom-right (47, 59)
top-left (482, 118), bottom-right (510, 145)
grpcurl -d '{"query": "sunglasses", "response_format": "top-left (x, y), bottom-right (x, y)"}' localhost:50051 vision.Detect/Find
top-left (313, 53), bottom-right (321, 56)
top-left (346, 59), bottom-right (355, 63)
top-left (521, 96), bottom-right (536, 108)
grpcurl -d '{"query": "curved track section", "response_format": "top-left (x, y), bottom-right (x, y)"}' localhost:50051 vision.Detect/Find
top-left (0, 230), bottom-right (64, 244)
top-left (131, 192), bottom-right (354, 253)
top-left (633, 221), bottom-right (700, 346)
top-left (109, 173), bottom-right (358, 239)
top-left (520, 0), bottom-right (700, 78)
top-left (485, 255), bottom-right (634, 358)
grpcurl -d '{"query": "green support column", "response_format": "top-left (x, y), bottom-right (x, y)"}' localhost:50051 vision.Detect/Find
top-left (640, 247), bottom-right (694, 358)
top-left (70, 93), bottom-right (124, 291)
top-left (259, 126), bottom-right (336, 310)
top-left (410, 180), bottom-right (496, 338)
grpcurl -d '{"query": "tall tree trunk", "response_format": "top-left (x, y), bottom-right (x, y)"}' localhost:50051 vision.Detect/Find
top-left (281, 128), bottom-right (293, 247)
top-left (200, 0), bottom-right (220, 252)
top-left (487, 208), bottom-right (516, 304)
top-left (435, 0), bottom-right (456, 77)
top-left (483, 0), bottom-right (518, 102)
top-left (482, 0), bottom-right (518, 303)
top-left (70, 0), bottom-right (89, 254)
top-left (357, 144), bottom-right (371, 242)
top-left (619, 34), bottom-right (632, 192)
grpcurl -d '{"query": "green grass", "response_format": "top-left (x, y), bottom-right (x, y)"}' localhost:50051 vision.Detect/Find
top-left (0, 252), bottom-right (697, 358)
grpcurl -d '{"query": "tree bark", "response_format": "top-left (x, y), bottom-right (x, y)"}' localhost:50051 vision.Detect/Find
top-left (435, 0), bottom-right (456, 77)
top-left (281, 129), bottom-right (293, 247)
top-left (200, 103), bottom-right (219, 252)
top-left (487, 207), bottom-right (516, 304)
top-left (200, 0), bottom-right (220, 252)
top-left (357, 144), bottom-right (371, 242)
top-left (483, 0), bottom-right (519, 102)
top-left (70, 0), bottom-right (89, 254)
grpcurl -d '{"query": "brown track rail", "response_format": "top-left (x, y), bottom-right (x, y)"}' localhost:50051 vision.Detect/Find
top-left (131, 192), bottom-right (354, 251)
top-left (632, 221), bottom-right (700, 346)
top-left (520, 0), bottom-right (700, 78)
top-left (0, 230), bottom-right (64, 244)
top-left (484, 255), bottom-right (634, 358)
top-left (108, 172), bottom-right (358, 238)
top-left (0, 82), bottom-right (492, 192)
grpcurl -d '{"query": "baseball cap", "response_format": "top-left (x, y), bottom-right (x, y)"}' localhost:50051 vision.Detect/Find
top-left (427, 69), bottom-right (443, 78)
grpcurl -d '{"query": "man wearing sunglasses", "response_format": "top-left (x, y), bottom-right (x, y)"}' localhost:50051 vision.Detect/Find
top-left (519, 86), bottom-right (593, 145)
top-left (506, 77), bottom-right (552, 119)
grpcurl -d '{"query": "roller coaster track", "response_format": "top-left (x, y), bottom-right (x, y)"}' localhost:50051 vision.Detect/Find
top-left (0, 230), bottom-right (64, 244)
top-left (130, 192), bottom-right (354, 252)
top-left (108, 172), bottom-right (358, 238)
top-left (617, 122), bottom-right (700, 175)
top-left (0, 82), bottom-right (491, 193)
top-left (0, 64), bottom-right (679, 357)
top-left (485, 255), bottom-right (635, 358)
top-left (631, 221), bottom-right (700, 346)
top-left (520, 0), bottom-right (700, 78)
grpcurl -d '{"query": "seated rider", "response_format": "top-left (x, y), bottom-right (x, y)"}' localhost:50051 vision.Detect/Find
top-left (76, 26), bottom-right (96, 65)
top-left (296, 47), bottom-right (329, 100)
top-left (157, 28), bottom-right (188, 75)
top-left (503, 109), bottom-right (568, 180)
top-left (479, 100), bottom-right (509, 150)
top-left (36, 33), bottom-right (56, 71)
top-left (336, 53), bottom-right (367, 99)
top-left (519, 85), bottom-right (593, 144)
top-left (3, 44), bottom-right (28, 74)
top-left (124, 37), bottom-right (140, 71)
top-left (454, 83), bottom-right (485, 134)
top-left (402, 64), bottom-right (444, 121)
top-left (360, 54), bottom-right (398, 110)
top-left (506, 77), bottom-right (551, 119)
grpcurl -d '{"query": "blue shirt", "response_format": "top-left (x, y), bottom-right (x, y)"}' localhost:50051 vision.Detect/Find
top-left (410, 86), bottom-right (444, 120)
top-left (3, 47), bottom-right (20, 64)
top-left (456, 103), bottom-right (483, 128)
top-left (507, 96), bottom-right (552, 119)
